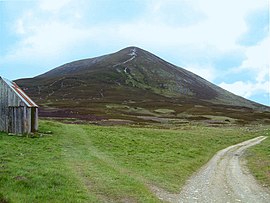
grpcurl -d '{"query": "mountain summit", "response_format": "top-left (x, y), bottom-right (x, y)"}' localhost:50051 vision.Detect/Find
top-left (16, 47), bottom-right (269, 124)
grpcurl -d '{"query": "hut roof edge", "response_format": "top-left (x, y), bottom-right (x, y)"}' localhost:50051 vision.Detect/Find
top-left (1, 77), bottom-right (38, 107)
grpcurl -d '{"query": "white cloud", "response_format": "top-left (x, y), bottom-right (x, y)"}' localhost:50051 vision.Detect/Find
top-left (4, 0), bottom-right (267, 61)
top-left (219, 37), bottom-right (269, 100)
top-left (145, 0), bottom-right (205, 27)
top-left (240, 36), bottom-right (270, 76)
top-left (7, 0), bottom-right (268, 60)
top-left (219, 80), bottom-right (269, 98)
top-left (3, 21), bottom-right (94, 63)
top-left (39, 0), bottom-right (71, 12)
top-left (15, 19), bottom-right (26, 34)
top-left (190, 0), bottom-right (267, 50)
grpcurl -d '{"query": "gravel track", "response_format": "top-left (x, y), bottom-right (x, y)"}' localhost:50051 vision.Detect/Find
top-left (152, 136), bottom-right (270, 203)
top-left (178, 136), bottom-right (270, 203)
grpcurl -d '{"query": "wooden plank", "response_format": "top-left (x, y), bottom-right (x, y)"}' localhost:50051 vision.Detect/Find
top-left (0, 78), bottom-right (38, 134)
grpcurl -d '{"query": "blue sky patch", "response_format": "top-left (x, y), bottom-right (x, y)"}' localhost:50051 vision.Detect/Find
top-left (238, 8), bottom-right (269, 46)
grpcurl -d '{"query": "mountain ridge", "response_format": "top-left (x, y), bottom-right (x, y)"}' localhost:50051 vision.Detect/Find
top-left (16, 46), bottom-right (270, 124)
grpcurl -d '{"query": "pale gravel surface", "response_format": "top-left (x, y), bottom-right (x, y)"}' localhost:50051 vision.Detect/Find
top-left (152, 136), bottom-right (270, 203)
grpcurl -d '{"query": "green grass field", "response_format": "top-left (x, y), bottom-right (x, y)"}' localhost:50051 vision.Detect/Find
top-left (0, 121), bottom-right (268, 202)
top-left (245, 129), bottom-right (270, 189)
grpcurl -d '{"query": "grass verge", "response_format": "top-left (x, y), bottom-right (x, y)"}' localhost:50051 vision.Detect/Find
top-left (0, 120), bottom-right (265, 202)
top-left (245, 129), bottom-right (270, 189)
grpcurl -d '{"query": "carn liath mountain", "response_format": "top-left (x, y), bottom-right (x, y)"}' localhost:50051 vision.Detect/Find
top-left (16, 47), bottom-right (270, 124)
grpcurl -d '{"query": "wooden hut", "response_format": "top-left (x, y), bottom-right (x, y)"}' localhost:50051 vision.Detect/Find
top-left (0, 77), bottom-right (38, 134)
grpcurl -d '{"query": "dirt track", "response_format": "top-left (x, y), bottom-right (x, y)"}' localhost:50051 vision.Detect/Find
top-left (153, 136), bottom-right (270, 203)
top-left (178, 136), bottom-right (270, 203)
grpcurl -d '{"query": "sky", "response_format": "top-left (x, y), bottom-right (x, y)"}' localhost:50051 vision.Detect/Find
top-left (0, 0), bottom-right (269, 106)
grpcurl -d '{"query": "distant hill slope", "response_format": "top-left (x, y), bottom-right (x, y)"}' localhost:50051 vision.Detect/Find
top-left (16, 47), bottom-right (270, 124)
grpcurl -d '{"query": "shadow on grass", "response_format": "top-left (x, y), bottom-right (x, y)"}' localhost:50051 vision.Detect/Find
top-left (0, 193), bottom-right (9, 203)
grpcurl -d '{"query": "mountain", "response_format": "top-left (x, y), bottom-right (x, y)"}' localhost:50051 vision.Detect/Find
top-left (16, 47), bottom-right (270, 124)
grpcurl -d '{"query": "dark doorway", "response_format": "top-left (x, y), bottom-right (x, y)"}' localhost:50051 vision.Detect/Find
top-left (31, 108), bottom-right (38, 132)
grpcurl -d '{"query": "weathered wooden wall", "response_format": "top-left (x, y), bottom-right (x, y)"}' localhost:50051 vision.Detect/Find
top-left (0, 78), bottom-right (38, 134)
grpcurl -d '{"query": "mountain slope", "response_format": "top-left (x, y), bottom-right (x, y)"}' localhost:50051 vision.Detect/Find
top-left (16, 47), bottom-right (269, 124)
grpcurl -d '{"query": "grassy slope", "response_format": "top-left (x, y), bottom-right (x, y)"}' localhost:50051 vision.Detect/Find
top-left (0, 121), bottom-right (264, 202)
top-left (245, 129), bottom-right (270, 189)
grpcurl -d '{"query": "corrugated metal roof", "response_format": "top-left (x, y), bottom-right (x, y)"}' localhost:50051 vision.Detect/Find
top-left (1, 77), bottom-right (38, 107)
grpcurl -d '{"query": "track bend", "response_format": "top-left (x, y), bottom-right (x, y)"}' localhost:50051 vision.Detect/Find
top-left (177, 136), bottom-right (270, 203)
